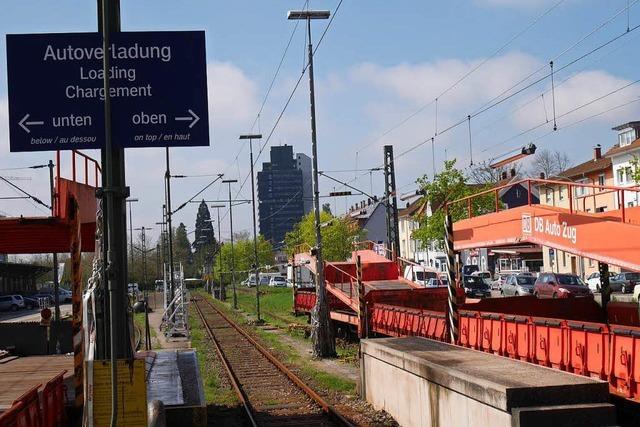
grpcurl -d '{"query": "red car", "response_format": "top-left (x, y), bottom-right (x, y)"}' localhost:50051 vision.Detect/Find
top-left (533, 273), bottom-right (593, 299)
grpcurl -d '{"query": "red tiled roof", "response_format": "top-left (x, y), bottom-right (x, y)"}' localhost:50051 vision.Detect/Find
top-left (558, 156), bottom-right (611, 179)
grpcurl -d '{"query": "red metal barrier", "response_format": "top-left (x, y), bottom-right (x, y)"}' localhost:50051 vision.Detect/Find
top-left (480, 313), bottom-right (503, 355)
top-left (369, 303), bottom-right (447, 341)
top-left (532, 317), bottom-right (566, 370)
top-left (566, 321), bottom-right (609, 379)
top-left (0, 385), bottom-right (43, 427)
top-left (609, 325), bottom-right (640, 401)
top-left (294, 290), bottom-right (316, 313)
top-left (503, 315), bottom-right (533, 362)
top-left (41, 371), bottom-right (67, 427)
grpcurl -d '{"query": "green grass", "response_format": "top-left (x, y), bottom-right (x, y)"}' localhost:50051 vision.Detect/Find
top-left (233, 286), bottom-right (301, 327)
top-left (188, 310), bottom-right (238, 406)
top-left (199, 290), bottom-right (357, 395)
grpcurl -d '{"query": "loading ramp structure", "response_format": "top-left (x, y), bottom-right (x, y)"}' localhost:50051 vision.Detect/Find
top-left (293, 247), bottom-right (463, 339)
top-left (451, 177), bottom-right (640, 272)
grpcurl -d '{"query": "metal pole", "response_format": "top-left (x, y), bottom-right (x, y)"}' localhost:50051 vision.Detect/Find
top-left (165, 148), bottom-right (176, 315)
top-left (226, 182), bottom-right (238, 309)
top-left (248, 139), bottom-right (261, 322)
top-left (444, 211), bottom-right (458, 344)
top-left (306, 16), bottom-right (335, 357)
top-left (128, 200), bottom-right (134, 282)
top-left (48, 160), bottom-right (60, 321)
top-left (98, 2), bottom-right (130, 426)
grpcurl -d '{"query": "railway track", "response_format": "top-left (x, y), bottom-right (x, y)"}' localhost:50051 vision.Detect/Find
top-left (192, 296), bottom-right (354, 427)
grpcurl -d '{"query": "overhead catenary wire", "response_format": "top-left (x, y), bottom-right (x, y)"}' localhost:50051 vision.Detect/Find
top-left (0, 174), bottom-right (50, 209)
top-left (358, 19), bottom-right (640, 179)
top-left (352, 0), bottom-right (567, 156)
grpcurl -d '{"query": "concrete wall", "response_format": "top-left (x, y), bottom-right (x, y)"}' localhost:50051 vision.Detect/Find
top-left (361, 337), bottom-right (615, 427)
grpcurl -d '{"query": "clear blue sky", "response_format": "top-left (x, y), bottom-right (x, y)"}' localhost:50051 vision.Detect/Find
top-left (1, 0), bottom-right (639, 244)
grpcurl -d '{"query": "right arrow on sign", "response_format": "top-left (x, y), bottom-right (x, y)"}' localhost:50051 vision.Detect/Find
top-left (18, 114), bottom-right (44, 134)
top-left (174, 109), bottom-right (200, 129)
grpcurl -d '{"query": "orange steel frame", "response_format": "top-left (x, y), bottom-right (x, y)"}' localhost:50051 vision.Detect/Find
top-left (446, 178), bottom-right (640, 271)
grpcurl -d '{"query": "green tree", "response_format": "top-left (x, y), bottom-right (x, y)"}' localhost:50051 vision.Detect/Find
top-left (212, 236), bottom-right (274, 285)
top-left (284, 211), bottom-right (363, 261)
top-left (412, 159), bottom-right (495, 245)
top-left (173, 222), bottom-right (193, 275)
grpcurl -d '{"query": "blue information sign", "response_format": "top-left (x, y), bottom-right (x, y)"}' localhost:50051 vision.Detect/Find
top-left (6, 31), bottom-right (209, 152)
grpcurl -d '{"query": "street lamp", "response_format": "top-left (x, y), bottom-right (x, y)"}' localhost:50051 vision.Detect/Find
top-left (222, 179), bottom-right (239, 309)
top-left (288, 8), bottom-right (335, 357)
top-left (239, 133), bottom-right (263, 322)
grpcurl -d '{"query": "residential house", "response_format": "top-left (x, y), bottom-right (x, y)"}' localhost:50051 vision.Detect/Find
top-left (397, 199), bottom-right (447, 272)
top-left (607, 121), bottom-right (640, 207)
top-left (347, 197), bottom-right (387, 244)
top-left (539, 144), bottom-right (618, 278)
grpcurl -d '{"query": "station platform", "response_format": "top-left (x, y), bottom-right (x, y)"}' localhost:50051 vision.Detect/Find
top-left (0, 354), bottom-right (74, 413)
top-left (146, 349), bottom-right (206, 427)
top-left (361, 337), bottom-right (616, 427)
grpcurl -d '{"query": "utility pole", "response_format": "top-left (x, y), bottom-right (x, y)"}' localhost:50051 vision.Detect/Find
top-left (165, 148), bottom-right (176, 314)
top-left (48, 159), bottom-right (60, 321)
top-left (97, 2), bottom-right (131, 426)
top-left (134, 226), bottom-right (153, 293)
top-left (210, 204), bottom-right (225, 299)
top-left (239, 134), bottom-right (263, 323)
top-left (288, 9), bottom-right (335, 357)
top-left (384, 145), bottom-right (400, 260)
top-left (222, 180), bottom-right (238, 309)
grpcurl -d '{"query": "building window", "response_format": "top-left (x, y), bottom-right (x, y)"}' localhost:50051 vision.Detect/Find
top-left (575, 179), bottom-right (588, 197)
top-left (545, 189), bottom-right (552, 204)
top-left (558, 188), bottom-right (564, 201)
top-left (618, 129), bottom-right (636, 147)
top-left (598, 173), bottom-right (605, 187)
top-left (625, 166), bottom-right (634, 183)
top-left (617, 168), bottom-right (626, 184)
top-left (562, 252), bottom-right (566, 267)
top-left (589, 258), bottom-right (594, 267)
top-left (596, 206), bottom-right (606, 213)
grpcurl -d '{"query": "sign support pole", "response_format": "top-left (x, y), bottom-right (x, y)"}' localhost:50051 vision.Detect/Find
top-left (97, 2), bottom-right (131, 426)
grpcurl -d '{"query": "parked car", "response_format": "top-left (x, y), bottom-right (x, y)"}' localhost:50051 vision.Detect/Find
top-left (586, 272), bottom-right (623, 293)
top-left (269, 276), bottom-right (288, 288)
top-left (0, 295), bottom-right (25, 311)
top-left (461, 264), bottom-right (479, 276)
top-left (425, 278), bottom-right (447, 288)
top-left (501, 274), bottom-right (536, 296)
top-left (491, 273), bottom-right (510, 291)
top-left (462, 275), bottom-right (491, 298)
top-left (19, 295), bottom-right (39, 310)
top-left (32, 292), bottom-right (54, 304)
top-left (613, 272), bottom-right (640, 294)
top-left (533, 273), bottom-right (592, 299)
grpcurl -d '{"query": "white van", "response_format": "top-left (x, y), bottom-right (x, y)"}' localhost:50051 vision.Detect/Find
top-left (403, 265), bottom-right (440, 287)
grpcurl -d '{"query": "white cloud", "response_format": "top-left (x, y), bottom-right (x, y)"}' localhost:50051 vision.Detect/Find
top-left (207, 61), bottom-right (259, 126)
top-left (512, 70), bottom-right (640, 129)
top-left (351, 52), bottom-right (541, 113)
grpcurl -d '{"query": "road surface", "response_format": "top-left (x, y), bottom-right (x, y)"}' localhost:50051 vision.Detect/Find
top-left (0, 304), bottom-right (72, 323)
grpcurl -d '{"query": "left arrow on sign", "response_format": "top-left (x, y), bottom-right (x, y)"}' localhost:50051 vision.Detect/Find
top-left (174, 109), bottom-right (200, 129)
top-left (19, 114), bottom-right (45, 134)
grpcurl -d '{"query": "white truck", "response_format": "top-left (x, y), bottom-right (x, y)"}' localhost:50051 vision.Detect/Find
top-left (287, 264), bottom-right (314, 288)
top-left (403, 265), bottom-right (441, 287)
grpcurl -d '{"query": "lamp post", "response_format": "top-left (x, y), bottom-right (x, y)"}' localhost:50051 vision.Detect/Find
top-left (240, 134), bottom-right (263, 323)
top-left (210, 204), bottom-right (225, 298)
top-left (222, 179), bottom-right (239, 309)
top-left (288, 8), bottom-right (335, 357)
top-left (126, 198), bottom-right (139, 283)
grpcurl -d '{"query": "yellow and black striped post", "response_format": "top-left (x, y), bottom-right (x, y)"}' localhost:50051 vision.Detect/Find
top-left (69, 197), bottom-right (84, 408)
top-left (356, 255), bottom-right (367, 339)
top-left (444, 211), bottom-right (458, 344)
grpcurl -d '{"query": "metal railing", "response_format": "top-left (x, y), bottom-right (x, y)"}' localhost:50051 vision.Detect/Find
top-left (54, 150), bottom-right (101, 216)
top-left (447, 177), bottom-right (640, 224)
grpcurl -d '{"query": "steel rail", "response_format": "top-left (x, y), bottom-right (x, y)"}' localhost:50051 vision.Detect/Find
top-left (194, 296), bottom-right (355, 427)
top-left (192, 299), bottom-right (259, 427)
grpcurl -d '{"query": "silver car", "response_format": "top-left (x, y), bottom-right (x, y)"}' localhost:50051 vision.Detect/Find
top-left (0, 295), bottom-right (26, 311)
top-left (501, 274), bottom-right (536, 296)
